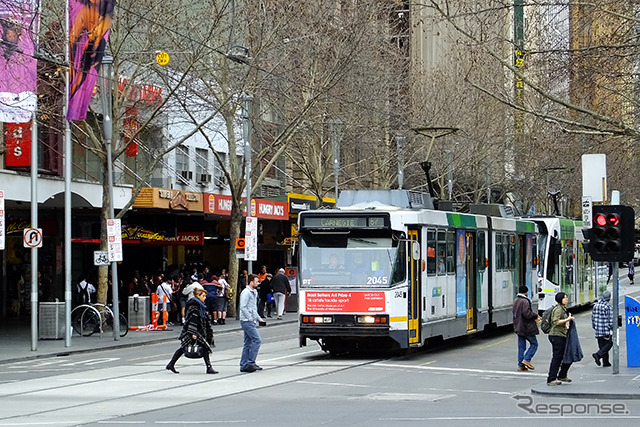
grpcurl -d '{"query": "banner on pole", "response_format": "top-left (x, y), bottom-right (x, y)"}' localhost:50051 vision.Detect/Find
top-left (4, 121), bottom-right (32, 166)
top-left (67, 0), bottom-right (116, 121)
top-left (0, 0), bottom-right (38, 123)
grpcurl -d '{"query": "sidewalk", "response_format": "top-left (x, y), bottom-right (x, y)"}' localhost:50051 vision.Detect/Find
top-left (0, 314), bottom-right (296, 365)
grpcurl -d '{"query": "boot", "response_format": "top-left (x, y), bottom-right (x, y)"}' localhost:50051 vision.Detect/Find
top-left (166, 349), bottom-right (181, 373)
top-left (206, 365), bottom-right (218, 374)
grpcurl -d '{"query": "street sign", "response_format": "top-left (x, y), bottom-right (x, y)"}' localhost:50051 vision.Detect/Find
top-left (236, 238), bottom-right (245, 249)
top-left (582, 196), bottom-right (592, 228)
top-left (94, 250), bottom-right (110, 266)
top-left (245, 216), bottom-right (258, 261)
top-left (23, 228), bottom-right (43, 248)
top-left (0, 190), bottom-right (4, 250)
top-left (107, 218), bottom-right (123, 262)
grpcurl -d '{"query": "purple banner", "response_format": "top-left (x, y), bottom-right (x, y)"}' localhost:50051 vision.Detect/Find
top-left (0, 0), bottom-right (38, 123)
top-left (67, 0), bottom-right (115, 121)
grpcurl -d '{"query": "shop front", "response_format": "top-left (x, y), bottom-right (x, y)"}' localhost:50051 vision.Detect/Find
top-left (204, 193), bottom-right (290, 273)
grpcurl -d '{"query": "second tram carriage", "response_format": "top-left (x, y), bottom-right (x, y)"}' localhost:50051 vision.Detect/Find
top-left (297, 190), bottom-right (603, 354)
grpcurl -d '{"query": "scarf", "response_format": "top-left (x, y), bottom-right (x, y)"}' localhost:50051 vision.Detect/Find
top-left (194, 297), bottom-right (208, 318)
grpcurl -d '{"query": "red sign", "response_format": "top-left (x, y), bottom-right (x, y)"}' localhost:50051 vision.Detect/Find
top-left (304, 291), bottom-right (386, 313)
top-left (204, 193), bottom-right (288, 220)
top-left (4, 122), bottom-right (31, 167)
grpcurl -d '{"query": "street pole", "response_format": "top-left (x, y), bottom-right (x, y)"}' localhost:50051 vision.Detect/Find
top-left (242, 93), bottom-right (253, 275)
top-left (100, 56), bottom-right (120, 340)
top-left (396, 134), bottom-right (405, 190)
top-left (612, 260), bottom-right (620, 374)
top-left (30, 112), bottom-right (38, 351)
top-left (329, 119), bottom-right (342, 200)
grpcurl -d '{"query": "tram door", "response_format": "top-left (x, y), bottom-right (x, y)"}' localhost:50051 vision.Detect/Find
top-left (466, 232), bottom-right (477, 331)
top-left (408, 229), bottom-right (421, 346)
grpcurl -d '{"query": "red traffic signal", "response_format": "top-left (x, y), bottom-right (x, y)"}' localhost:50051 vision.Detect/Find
top-left (589, 205), bottom-right (635, 262)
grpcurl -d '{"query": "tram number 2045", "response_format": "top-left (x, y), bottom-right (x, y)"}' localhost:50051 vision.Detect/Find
top-left (367, 276), bottom-right (389, 285)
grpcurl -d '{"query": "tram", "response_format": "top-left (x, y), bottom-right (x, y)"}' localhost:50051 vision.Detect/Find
top-left (527, 217), bottom-right (603, 313)
top-left (297, 190), bottom-right (540, 353)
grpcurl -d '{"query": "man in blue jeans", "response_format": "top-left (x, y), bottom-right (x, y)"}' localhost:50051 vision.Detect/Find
top-left (512, 285), bottom-right (540, 371)
top-left (239, 274), bottom-right (265, 373)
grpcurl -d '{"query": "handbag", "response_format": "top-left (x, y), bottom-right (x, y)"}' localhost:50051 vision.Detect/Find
top-left (184, 340), bottom-right (204, 359)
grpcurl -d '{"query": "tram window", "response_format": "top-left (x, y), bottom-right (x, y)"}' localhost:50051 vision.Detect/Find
top-left (509, 234), bottom-right (516, 270)
top-left (502, 234), bottom-right (509, 271)
top-left (446, 230), bottom-right (455, 274)
top-left (477, 231), bottom-right (486, 271)
top-left (496, 234), bottom-right (503, 270)
top-left (437, 230), bottom-right (446, 275)
top-left (426, 229), bottom-right (436, 275)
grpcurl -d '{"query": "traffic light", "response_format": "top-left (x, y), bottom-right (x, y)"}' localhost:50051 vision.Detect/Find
top-left (589, 205), bottom-right (635, 262)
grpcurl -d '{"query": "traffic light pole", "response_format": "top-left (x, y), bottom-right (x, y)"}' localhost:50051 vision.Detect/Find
top-left (612, 263), bottom-right (619, 374)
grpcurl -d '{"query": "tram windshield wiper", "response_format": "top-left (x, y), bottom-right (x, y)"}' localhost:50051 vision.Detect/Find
top-left (350, 237), bottom-right (379, 245)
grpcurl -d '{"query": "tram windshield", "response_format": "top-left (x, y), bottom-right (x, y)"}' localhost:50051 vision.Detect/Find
top-left (299, 231), bottom-right (406, 288)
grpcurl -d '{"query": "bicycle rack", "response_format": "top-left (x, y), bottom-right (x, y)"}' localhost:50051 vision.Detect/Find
top-left (71, 304), bottom-right (113, 338)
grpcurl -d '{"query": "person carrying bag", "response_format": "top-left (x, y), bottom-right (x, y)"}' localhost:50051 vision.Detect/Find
top-left (166, 288), bottom-right (217, 374)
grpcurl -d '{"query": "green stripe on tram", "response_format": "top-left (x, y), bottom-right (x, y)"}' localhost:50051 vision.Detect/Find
top-left (559, 218), bottom-right (577, 240)
top-left (516, 221), bottom-right (536, 233)
top-left (447, 213), bottom-right (477, 228)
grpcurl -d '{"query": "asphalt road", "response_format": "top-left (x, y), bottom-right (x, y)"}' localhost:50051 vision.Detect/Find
top-left (2, 287), bottom-right (640, 426)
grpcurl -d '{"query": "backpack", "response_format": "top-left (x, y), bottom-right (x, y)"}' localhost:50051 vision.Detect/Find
top-left (540, 305), bottom-right (556, 334)
top-left (77, 281), bottom-right (90, 305)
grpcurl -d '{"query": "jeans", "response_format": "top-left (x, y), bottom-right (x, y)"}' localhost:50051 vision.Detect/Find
top-left (517, 335), bottom-right (538, 366)
top-left (596, 336), bottom-right (613, 365)
top-left (547, 335), bottom-right (571, 382)
top-left (240, 320), bottom-right (262, 369)
top-left (274, 292), bottom-right (286, 317)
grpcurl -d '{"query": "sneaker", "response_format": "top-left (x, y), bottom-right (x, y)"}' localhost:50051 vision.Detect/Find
top-left (592, 353), bottom-right (601, 366)
top-left (547, 380), bottom-right (562, 386)
top-left (517, 366), bottom-right (528, 371)
top-left (603, 363), bottom-right (612, 367)
top-left (251, 364), bottom-right (263, 371)
top-left (240, 366), bottom-right (257, 373)
top-left (558, 377), bottom-right (572, 382)
top-left (522, 361), bottom-right (535, 370)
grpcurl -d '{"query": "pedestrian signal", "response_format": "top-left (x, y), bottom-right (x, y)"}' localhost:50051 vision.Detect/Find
top-left (589, 205), bottom-right (635, 262)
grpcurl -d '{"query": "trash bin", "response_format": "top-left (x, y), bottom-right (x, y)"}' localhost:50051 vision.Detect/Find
top-left (39, 302), bottom-right (65, 340)
top-left (128, 295), bottom-right (151, 327)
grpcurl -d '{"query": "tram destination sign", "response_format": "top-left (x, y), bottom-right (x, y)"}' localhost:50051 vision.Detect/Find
top-left (302, 215), bottom-right (388, 229)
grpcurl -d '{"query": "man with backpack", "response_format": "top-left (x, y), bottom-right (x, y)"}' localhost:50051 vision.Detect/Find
top-left (512, 285), bottom-right (540, 371)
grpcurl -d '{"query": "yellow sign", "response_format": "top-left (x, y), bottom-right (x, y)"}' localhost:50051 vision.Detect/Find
top-left (156, 51), bottom-right (170, 65)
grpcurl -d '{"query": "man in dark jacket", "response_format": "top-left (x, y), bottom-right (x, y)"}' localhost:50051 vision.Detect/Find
top-left (513, 285), bottom-right (540, 371)
top-left (270, 268), bottom-right (291, 319)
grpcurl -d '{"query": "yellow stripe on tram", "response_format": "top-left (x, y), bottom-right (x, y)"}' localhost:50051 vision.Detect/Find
top-left (389, 316), bottom-right (408, 323)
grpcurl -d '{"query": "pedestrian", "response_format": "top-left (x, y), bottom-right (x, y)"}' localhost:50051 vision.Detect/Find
top-left (512, 285), bottom-right (540, 371)
top-left (271, 268), bottom-right (291, 320)
top-left (591, 290), bottom-right (613, 367)
top-left (202, 275), bottom-right (221, 324)
top-left (629, 262), bottom-right (635, 285)
top-left (156, 275), bottom-right (176, 326)
top-left (258, 273), bottom-right (272, 318)
top-left (165, 288), bottom-right (217, 374)
top-left (76, 275), bottom-right (96, 306)
top-left (239, 274), bottom-right (265, 373)
top-left (216, 271), bottom-right (230, 325)
top-left (546, 292), bottom-right (577, 386)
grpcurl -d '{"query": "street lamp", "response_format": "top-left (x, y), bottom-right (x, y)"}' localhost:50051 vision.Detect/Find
top-left (99, 55), bottom-right (120, 340)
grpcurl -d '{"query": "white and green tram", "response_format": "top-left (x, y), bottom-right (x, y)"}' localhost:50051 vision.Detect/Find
top-left (529, 217), bottom-right (604, 313)
top-left (297, 190), bottom-right (539, 353)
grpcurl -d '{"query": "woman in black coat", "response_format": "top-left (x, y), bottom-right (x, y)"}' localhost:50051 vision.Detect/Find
top-left (166, 288), bottom-right (217, 374)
